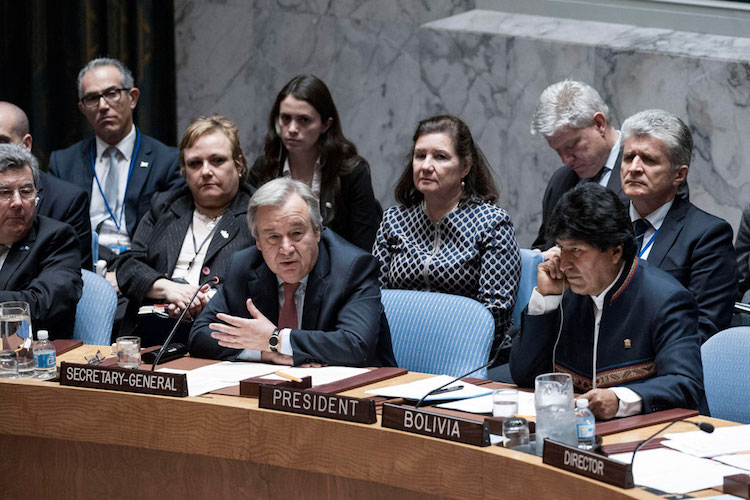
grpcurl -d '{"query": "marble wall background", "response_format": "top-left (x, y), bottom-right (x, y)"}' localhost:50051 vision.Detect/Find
top-left (175, 1), bottom-right (750, 246)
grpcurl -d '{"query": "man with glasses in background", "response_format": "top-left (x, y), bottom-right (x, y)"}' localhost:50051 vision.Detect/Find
top-left (49, 57), bottom-right (182, 287)
top-left (0, 144), bottom-right (82, 339)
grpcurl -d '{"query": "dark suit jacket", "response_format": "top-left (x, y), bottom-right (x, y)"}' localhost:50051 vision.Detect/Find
top-left (248, 158), bottom-right (382, 251)
top-left (646, 196), bottom-right (736, 343)
top-left (36, 171), bottom-right (93, 270)
top-left (0, 216), bottom-right (83, 339)
top-left (532, 146), bottom-right (626, 250)
top-left (735, 200), bottom-right (750, 299)
top-left (189, 229), bottom-right (396, 367)
top-left (48, 130), bottom-right (183, 263)
top-left (511, 257), bottom-right (706, 414)
top-left (116, 184), bottom-right (255, 304)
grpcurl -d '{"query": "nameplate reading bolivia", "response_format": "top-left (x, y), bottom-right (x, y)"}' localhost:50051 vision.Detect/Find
top-left (542, 439), bottom-right (634, 489)
top-left (381, 403), bottom-right (490, 447)
top-left (59, 362), bottom-right (188, 397)
top-left (258, 384), bottom-right (376, 424)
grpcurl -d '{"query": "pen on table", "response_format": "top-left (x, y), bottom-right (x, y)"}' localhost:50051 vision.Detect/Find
top-left (432, 385), bottom-right (464, 395)
top-left (274, 371), bottom-right (303, 383)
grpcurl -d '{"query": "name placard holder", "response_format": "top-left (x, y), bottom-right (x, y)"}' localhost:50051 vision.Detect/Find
top-left (542, 439), bottom-right (634, 489)
top-left (381, 403), bottom-right (490, 447)
top-left (240, 376), bottom-right (312, 398)
top-left (258, 384), bottom-right (376, 424)
top-left (59, 362), bottom-right (188, 397)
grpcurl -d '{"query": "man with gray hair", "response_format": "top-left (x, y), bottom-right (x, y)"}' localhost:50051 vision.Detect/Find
top-left (0, 101), bottom-right (92, 269)
top-left (189, 177), bottom-right (395, 367)
top-left (620, 108), bottom-right (735, 343)
top-left (49, 57), bottom-right (182, 272)
top-left (530, 80), bottom-right (626, 254)
top-left (0, 144), bottom-right (82, 339)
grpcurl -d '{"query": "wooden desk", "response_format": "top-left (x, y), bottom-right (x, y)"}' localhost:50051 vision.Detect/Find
top-left (0, 346), bottom-right (737, 499)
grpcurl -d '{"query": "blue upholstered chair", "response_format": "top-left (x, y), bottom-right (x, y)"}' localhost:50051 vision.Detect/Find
top-left (701, 326), bottom-right (750, 423)
top-left (73, 269), bottom-right (118, 345)
top-left (380, 289), bottom-right (495, 378)
top-left (512, 249), bottom-right (544, 327)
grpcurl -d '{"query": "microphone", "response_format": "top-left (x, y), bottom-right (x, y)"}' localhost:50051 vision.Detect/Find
top-left (631, 419), bottom-right (714, 467)
top-left (415, 344), bottom-right (505, 408)
top-left (149, 276), bottom-right (220, 370)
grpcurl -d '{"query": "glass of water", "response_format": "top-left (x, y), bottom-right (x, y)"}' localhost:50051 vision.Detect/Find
top-left (0, 351), bottom-right (18, 378)
top-left (0, 301), bottom-right (34, 378)
top-left (534, 372), bottom-right (577, 456)
top-left (492, 388), bottom-right (518, 418)
top-left (116, 336), bottom-right (141, 369)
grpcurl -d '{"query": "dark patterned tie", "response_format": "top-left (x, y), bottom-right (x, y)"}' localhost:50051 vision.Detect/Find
top-left (587, 166), bottom-right (608, 184)
top-left (278, 282), bottom-right (301, 329)
top-left (633, 219), bottom-right (652, 251)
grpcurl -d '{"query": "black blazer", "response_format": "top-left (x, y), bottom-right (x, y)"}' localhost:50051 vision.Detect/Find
top-left (36, 171), bottom-right (93, 270)
top-left (646, 196), bottom-right (737, 343)
top-left (116, 184), bottom-right (256, 305)
top-left (0, 216), bottom-right (83, 339)
top-left (48, 131), bottom-right (184, 263)
top-left (247, 157), bottom-right (382, 251)
top-left (189, 229), bottom-right (396, 367)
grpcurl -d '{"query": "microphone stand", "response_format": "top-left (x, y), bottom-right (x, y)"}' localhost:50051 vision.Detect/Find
top-left (150, 277), bottom-right (218, 370)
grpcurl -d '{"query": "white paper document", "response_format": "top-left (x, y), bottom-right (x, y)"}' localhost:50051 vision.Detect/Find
top-left (157, 368), bottom-right (238, 397)
top-left (712, 453), bottom-right (750, 471)
top-left (435, 390), bottom-right (536, 416)
top-left (187, 361), bottom-right (278, 383)
top-left (662, 425), bottom-right (750, 457)
top-left (364, 375), bottom-right (492, 401)
top-left (609, 448), bottom-right (747, 494)
top-left (259, 366), bottom-right (370, 387)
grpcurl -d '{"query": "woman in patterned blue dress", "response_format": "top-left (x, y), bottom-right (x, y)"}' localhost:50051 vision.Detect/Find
top-left (373, 115), bottom-right (521, 362)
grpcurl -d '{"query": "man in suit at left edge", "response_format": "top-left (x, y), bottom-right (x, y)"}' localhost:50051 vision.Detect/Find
top-left (0, 144), bottom-right (82, 339)
top-left (48, 57), bottom-right (183, 288)
top-left (0, 101), bottom-right (92, 269)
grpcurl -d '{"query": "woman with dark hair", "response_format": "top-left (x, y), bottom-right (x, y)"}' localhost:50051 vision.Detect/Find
top-left (116, 115), bottom-right (255, 346)
top-left (248, 74), bottom-right (381, 251)
top-left (373, 115), bottom-right (521, 360)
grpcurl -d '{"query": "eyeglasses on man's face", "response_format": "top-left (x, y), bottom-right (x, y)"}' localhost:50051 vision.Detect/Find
top-left (0, 184), bottom-right (36, 202)
top-left (79, 87), bottom-right (131, 109)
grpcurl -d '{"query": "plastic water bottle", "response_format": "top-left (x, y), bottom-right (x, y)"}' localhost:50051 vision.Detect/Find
top-left (575, 398), bottom-right (596, 450)
top-left (33, 330), bottom-right (57, 379)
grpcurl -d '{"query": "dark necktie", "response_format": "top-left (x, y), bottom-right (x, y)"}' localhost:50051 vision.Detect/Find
top-left (278, 282), bottom-right (301, 329)
top-left (587, 166), bottom-right (608, 184)
top-left (633, 218), bottom-right (652, 251)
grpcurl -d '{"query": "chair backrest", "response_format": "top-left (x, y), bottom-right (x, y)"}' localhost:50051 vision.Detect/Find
top-left (512, 249), bottom-right (544, 327)
top-left (701, 326), bottom-right (750, 423)
top-left (381, 289), bottom-right (495, 378)
top-left (73, 269), bottom-right (118, 345)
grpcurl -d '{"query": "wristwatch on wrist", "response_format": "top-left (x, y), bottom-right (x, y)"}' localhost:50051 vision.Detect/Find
top-left (269, 328), bottom-right (281, 352)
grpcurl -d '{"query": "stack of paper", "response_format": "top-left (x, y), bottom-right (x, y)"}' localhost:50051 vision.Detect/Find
top-left (364, 375), bottom-right (492, 402)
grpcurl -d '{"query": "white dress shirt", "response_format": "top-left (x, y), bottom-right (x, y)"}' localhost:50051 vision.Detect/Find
top-left (527, 262), bottom-right (643, 417)
top-left (629, 198), bottom-right (674, 259)
top-left (91, 125), bottom-right (135, 250)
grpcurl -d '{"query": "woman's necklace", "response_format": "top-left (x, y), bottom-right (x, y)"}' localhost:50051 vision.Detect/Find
top-left (187, 209), bottom-right (226, 270)
top-left (195, 207), bottom-right (225, 231)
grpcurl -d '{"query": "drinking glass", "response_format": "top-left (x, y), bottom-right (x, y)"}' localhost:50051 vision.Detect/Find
top-left (0, 301), bottom-right (34, 378)
top-left (116, 336), bottom-right (141, 369)
top-left (492, 388), bottom-right (518, 418)
top-left (0, 351), bottom-right (18, 378)
top-left (503, 417), bottom-right (531, 452)
top-left (534, 373), bottom-right (577, 456)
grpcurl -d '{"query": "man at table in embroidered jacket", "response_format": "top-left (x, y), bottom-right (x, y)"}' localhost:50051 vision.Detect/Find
top-left (510, 183), bottom-right (706, 420)
top-left (0, 144), bottom-right (82, 339)
top-left (189, 177), bottom-right (396, 367)
top-left (620, 109), bottom-right (736, 343)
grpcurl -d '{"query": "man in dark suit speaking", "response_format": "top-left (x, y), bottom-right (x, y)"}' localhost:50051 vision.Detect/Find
top-left (620, 109), bottom-right (736, 343)
top-left (189, 177), bottom-right (395, 367)
top-left (49, 57), bottom-right (182, 275)
top-left (0, 144), bottom-right (82, 339)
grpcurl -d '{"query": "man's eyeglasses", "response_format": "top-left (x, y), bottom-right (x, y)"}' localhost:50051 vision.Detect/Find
top-left (80, 88), bottom-right (130, 109)
top-left (0, 185), bottom-right (36, 202)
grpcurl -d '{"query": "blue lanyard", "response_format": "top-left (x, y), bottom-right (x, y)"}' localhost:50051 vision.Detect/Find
top-left (638, 229), bottom-right (659, 258)
top-left (90, 127), bottom-right (141, 232)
